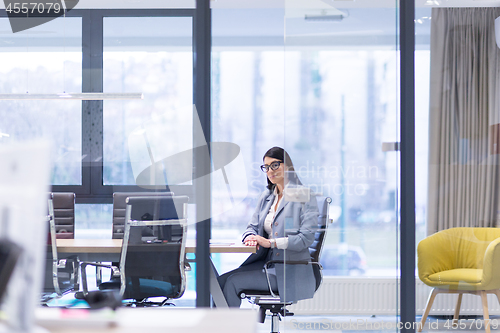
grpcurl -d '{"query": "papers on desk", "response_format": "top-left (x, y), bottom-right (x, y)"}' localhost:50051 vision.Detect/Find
top-left (36, 308), bottom-right (118, 329)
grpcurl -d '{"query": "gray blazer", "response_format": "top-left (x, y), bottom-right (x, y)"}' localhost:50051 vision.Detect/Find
top-left (241, 188), bottom-right (319, 303)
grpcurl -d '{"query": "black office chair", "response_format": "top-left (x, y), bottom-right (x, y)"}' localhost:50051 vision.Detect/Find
top-left (80, 196), bottom-right (189, 307)
top-left (41, 193), bottom-right (79, 304)
top-left (239, 196), bottom-right (332, 333)
top-left (82, 192), bottom-right (175, 287)
top-left (111, 192), bottom-right (174, 239)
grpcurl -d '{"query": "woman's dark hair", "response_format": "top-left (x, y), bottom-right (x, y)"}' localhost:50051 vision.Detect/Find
top-left (263, 146), bottom-right (301, 191)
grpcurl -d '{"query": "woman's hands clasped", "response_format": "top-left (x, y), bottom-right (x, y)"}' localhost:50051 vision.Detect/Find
top-left (243, 235), bottom-right (271, 250)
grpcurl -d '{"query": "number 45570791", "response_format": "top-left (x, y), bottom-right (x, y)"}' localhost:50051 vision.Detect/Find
top-left (444, 319), bottom-right (498, 330)
top-left (5, 2), bottom-right (62, 15)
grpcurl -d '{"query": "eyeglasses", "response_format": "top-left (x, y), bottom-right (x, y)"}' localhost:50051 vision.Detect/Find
top-left (260, 161), bottom-right (283, 173)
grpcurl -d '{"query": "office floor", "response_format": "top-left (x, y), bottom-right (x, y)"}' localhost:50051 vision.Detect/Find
top-left (255, 315), bottom-right (500, 333)
top-left (45, 294), bottom-right (500, 332)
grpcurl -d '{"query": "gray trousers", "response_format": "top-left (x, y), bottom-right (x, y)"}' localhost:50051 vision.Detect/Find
top-left (218, 260), bottom-right (279, 307)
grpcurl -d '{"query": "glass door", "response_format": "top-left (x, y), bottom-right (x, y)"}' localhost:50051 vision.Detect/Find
top-left (282, 0), bottom-right (400, 330)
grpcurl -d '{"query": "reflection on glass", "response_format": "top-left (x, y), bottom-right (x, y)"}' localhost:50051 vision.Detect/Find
top-left (103, 17), bottom-right (193, 186)
top-left (281, 0), bottom-right (399, 326)
top-left (75, 204), bottom-right (112, 239)
top-left (283, 0), bottom-right (400, 280)
top-left (213, 52), bottom-right (400, 276)
top-left (0, 17), bottom-right (82, 185)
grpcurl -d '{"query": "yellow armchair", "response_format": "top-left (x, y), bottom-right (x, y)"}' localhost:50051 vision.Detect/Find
top-left (418, 227), bottom-right (500, 333)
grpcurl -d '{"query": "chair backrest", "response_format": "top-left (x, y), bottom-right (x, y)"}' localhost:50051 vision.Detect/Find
top-left (309, 196), bottom-right (332, 291)
top-left (112, 192), bottom-right (173, 239)
top-left (44, 193), bottom-right (78, 296)
top-left (418, 227), bottom-right (500, 273)
top-left (51, 192), bottom-right (76, 239)
top-left (119, 196), bottom-right (189, 300)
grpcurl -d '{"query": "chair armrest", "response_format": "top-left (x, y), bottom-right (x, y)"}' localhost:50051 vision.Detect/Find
top-left (80, 261), bottom-right (119, 296)
top-left (57, 255), bottom-right (79, 269)
top-left (80, 261), bottom-right (114, 269)
top-left (481, 237), bottom-right (500, 290)
top-left (264, 260), bottom-right (321, 268)
top-left (262, 260), bottom-right (322, 298)
top-left (417, 231), bottom-right (455, 285)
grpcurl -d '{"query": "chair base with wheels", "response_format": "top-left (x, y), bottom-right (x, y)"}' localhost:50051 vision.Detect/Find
top-left (122, 298), bottom-right (174, 307)
top-left (77, 254), bottom-right (181, 307)
top-left (239, 291), bottom-right (293, 333)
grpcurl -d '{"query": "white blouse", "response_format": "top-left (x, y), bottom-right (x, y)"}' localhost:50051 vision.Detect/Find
top-left (263, 187), bottom-right (289, 249)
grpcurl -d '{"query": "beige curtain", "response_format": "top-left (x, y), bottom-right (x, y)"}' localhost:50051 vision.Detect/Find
top-left (427, 7), bottom-right (500, 234)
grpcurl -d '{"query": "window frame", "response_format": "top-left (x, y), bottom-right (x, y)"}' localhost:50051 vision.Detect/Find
top-left (0, 9), bottom-right (198, 203)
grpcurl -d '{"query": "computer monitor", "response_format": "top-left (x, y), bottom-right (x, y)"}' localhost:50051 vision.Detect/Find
top-left (0, 239), bottom-right (22, 305)
top-left (0, 141), bottom-right (52, 332)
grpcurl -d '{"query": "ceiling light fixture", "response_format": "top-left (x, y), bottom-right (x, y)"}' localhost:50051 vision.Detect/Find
top-left (496, 16), bottom-right (500, 49)
top-left (0, 93), bottom-right (144, 100)
top-left (424, 0), bottom-right (440, 5)
top-left (305, 14), bottom-right (346, 21)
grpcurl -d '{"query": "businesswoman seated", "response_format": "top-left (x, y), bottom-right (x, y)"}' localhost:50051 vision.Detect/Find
top-left (218, 146), bottom-right (319, 307)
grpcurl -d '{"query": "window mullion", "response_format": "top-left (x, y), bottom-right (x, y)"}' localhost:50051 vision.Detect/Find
top-left (85, 11), bottom-right (106, 197)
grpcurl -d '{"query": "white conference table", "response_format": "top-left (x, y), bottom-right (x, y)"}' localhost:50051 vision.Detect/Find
top-left (57, 239), bottom-right (256, 260)
top-left (56, 239), bottom-right (256, 307)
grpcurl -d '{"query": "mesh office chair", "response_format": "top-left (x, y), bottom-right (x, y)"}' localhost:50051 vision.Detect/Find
top-left (239, 196), bottom-right (332, 333)
top-left (42, 193), bottom-right (79, 304)
top-left (80, 196), bottom-right (189, 307)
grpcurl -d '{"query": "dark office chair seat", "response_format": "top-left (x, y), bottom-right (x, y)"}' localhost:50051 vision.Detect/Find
top-left (239, 196), bottom-right (332, 333)
top-left (42, 193), bottom-right (79, 304)
top-left (97, 277), bottom-right (178, 300)
top-left (80, 195), bottom-right (189, 307)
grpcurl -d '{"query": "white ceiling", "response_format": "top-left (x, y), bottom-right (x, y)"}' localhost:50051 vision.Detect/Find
top-left (1, 0), bottom-right (497, 49)
top-left (1, 0), bottom-right (499, 10)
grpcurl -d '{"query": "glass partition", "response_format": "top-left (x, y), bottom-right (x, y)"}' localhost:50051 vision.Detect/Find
top-left (103, 16), bottom-right (193, 187)
top-left (211, 3), bottom-right (286, 278)
top-left (282, 0), bottom-right (400, 330)
top-left (282, 1), bottom-right (399, 277)
top-left (212, 0), bottom-right (401, 331)
top-left (0, 6), bottom-right (199, 308)
top-left (7, 0), bottom-right (500, 324)
top-left (0, 17), bottom-right (82, 185)
top-left (415, 1), bottom-right (500, 331)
